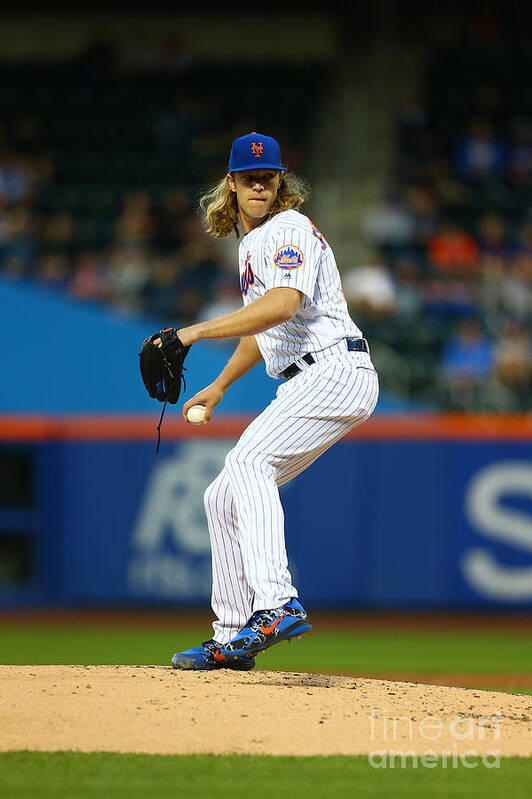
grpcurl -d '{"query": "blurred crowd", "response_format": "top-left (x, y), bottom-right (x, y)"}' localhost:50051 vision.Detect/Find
top-left (0, 46), bottom-right (315, 339)
top-left (0, 40), bottom-right (530, 410)
top-left (0, 165), bottom-right (241, 328)
top-left (344, 52), bottom-right (531, 410)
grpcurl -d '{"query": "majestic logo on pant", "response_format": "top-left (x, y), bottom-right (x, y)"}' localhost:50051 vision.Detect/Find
top-left (274, 245), bottom-right (304, 269)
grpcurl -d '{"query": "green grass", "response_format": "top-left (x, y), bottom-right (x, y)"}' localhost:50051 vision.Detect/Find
top-left (0, 753), bottom-right (530, 799)
top-left (2, 629), bottom-right (530, 797)
top-left (1, 625), bottom-right (531, 676)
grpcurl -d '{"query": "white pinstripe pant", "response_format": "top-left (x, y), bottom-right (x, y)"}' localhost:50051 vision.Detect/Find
top-left (204, 346), bottom-right (379, 644)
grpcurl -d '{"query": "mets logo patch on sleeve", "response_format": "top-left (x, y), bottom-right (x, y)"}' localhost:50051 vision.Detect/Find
top-left (274, 245), bottom-right (304, 269)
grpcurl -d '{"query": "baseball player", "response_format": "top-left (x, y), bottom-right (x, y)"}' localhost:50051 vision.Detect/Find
top-left (170, 132), bottom-right (379, 670)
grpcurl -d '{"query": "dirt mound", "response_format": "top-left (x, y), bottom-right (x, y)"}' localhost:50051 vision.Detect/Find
top-left (1, 666), bottom-right (530, 756)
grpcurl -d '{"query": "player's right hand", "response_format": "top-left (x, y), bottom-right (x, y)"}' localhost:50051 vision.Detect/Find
top-left (182, 382), bottom-right (224, 424)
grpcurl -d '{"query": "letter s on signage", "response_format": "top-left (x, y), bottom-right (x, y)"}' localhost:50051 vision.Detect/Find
top-left (461, 462), bottom-right (532, 601)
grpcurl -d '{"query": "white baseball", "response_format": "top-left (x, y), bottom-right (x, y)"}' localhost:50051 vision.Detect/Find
top-left (186, 404), bottom-right (207, 425)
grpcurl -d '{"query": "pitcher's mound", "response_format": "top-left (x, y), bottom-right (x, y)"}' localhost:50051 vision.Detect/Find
top-left (1, 666), bottom-right (529, 756)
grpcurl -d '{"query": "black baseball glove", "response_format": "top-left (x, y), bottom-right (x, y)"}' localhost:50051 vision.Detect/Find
top-left (139, 328), bottom-right (190, 451)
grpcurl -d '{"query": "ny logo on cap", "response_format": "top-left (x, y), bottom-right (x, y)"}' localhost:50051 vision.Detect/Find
top-left (251, 141), bottom-right (263, 158)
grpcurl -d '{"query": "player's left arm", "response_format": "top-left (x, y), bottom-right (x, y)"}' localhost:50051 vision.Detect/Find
top-left (176, 287), bottom-right (302, 346)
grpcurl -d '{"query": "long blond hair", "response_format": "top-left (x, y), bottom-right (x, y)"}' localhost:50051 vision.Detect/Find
top-left (199, 172), bottom-right (311, 238)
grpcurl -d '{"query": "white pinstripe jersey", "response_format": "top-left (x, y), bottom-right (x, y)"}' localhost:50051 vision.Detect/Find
top-left (238, 209), bottom-right (362, 377)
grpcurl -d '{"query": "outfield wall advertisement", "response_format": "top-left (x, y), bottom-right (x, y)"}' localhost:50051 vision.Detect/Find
top-left (1, 415), bottom-right (531, 608)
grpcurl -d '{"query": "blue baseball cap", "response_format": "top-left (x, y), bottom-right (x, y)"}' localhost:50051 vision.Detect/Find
top-left (228, 132), bottom-right (286, 172)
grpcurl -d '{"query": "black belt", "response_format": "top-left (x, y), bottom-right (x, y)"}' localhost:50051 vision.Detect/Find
top-left (280, 338), bottom-right (369, 380)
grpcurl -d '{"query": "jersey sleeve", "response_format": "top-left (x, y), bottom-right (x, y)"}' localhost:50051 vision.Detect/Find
top-left (263, 222), bottom-right (320, 305)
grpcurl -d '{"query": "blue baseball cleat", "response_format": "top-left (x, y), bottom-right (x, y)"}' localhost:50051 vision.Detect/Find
top-left (220, 598), bottom-right (312, 658)
top-left (171, 639), bottom-right (255, 671)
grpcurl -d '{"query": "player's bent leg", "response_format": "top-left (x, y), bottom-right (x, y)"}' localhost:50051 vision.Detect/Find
top-left (220, 357), bottom-right (378, 658)
top-left (223, 357), bottom-right (379, 610)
